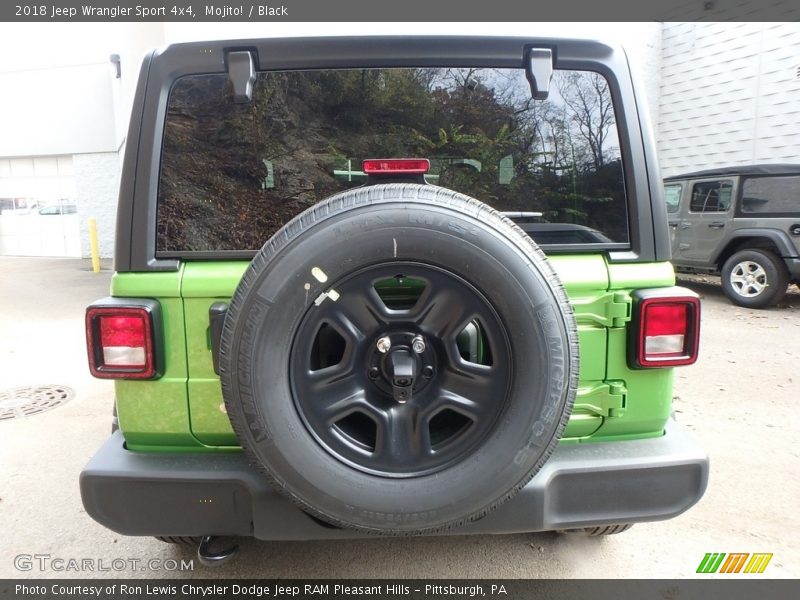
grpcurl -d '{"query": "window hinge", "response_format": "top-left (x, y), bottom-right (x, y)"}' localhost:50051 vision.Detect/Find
top-left (573, 291), bottom-right (632, 328)
top-left (579, 381), bottom-right (627, 417)
top-left (226, 50), bottom-right (256, 103)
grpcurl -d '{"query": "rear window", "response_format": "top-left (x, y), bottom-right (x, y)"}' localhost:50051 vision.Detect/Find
top-left (157, 67), bottom-right (628, 253)
top-left (741, 176), bottom-right (800, 216)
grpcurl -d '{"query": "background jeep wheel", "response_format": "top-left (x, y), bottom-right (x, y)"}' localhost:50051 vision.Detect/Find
top-left (721, 249), bottom-right (788, 308)
top-left (154, 536), bottom-right (200, 545)
top-left (584, 523), bottom-right (633, 536)
top-left (220, 184), bottom-right (579, 535)
top-left (559, 524), bottom-right (633, 536)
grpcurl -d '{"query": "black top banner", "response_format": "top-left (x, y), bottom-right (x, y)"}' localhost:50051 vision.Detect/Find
top-left (2, 0), bottom-right (800, 22)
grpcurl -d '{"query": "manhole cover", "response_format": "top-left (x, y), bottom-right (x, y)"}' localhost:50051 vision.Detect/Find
top-left (0, 385), bottom-right (74, 420)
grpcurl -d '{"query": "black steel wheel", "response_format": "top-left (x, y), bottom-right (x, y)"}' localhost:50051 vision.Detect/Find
top-left (220, 184), bottom-right (579, 535)
top-left (290, 262), bottom-right (512, 478)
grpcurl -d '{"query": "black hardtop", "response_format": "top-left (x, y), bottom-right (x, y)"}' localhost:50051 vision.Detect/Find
top-left (665, 164), bottom-right (800, 181)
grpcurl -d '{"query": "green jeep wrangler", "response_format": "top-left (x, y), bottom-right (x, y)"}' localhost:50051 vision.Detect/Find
top-left (80, 36), bottom-right (708, 561)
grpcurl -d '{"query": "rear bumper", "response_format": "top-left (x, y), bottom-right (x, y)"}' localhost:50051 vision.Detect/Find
top-left (80, 420), bottom-right (708, 540)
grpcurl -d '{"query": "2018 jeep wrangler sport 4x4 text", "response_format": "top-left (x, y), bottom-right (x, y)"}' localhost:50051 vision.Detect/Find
top-left (80, 36), bottom-right (708, 558)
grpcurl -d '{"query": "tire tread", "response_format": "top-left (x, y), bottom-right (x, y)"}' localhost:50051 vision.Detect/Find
top-left (154, 536), bottom-right (200, 545)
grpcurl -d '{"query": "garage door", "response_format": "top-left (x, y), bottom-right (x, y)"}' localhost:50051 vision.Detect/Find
top-left (0, 156), bottom-right (80, 257)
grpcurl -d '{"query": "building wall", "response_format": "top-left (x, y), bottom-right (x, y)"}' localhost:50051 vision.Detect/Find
top-left (0, 64), bottom-right (117, 158)
top-left (622, 23), bottom-right (663, 134)
top-left (74, 153), bottom-right (121, 259)
top-left (658, 23), bottom-right (800, 178)
top-left (0, 24), bottom-right (124, 157)
top-left (0, 23), bottom-right (166, 258)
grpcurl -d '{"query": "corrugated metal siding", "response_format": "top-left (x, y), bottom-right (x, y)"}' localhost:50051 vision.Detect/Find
top-left (658, 23), bottom-right (800, 178)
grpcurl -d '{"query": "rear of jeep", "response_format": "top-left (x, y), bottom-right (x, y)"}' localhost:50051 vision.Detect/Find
top-left (80, 37), bottom-right (708, 541)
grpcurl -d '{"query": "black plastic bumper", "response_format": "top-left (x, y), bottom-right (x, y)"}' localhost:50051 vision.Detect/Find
top-left (80, 420), bottom-right (708, 540)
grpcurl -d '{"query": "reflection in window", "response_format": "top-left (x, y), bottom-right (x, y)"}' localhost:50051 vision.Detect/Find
top-left (158, 68), bottom-right (628, 252)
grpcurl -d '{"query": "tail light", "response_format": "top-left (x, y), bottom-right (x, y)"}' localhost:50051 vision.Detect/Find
top-left (630, 289), bottom-right (700, 368)
top-left (86, 299), bottom-right (162, 379)
top-left (362, 158), bottom-right (430, 174)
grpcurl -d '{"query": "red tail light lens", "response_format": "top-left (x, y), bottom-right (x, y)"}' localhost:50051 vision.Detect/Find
top-left (635, 296), bottom-right (700, 367)
top-left (86, 306), bottom-right (157, 379)
top-left (362, 158), bottom-right (430, 174)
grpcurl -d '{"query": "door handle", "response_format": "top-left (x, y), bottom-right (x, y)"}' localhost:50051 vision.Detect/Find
top-left (708, 222), bottom-right (724, 229)
top-left (680, 223), bottom-right (691, 229)
top-left (668, 223), bottom-right (678, 228)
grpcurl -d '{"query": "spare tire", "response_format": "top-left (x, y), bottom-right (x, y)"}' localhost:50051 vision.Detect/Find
top-left (219, 184), bottom-right (578, 535)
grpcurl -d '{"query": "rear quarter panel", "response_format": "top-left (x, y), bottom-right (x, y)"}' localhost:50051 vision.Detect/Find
top-left (112, 256), bottom-right (677, 451)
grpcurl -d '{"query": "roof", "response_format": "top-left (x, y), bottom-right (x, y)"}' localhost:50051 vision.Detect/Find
top-left (664, 164), bottom-right (800, 181)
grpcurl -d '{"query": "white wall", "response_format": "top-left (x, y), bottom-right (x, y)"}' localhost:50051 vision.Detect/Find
top-left (0, 63), bottom-right (117, 157)
top-left (74, 153), bottom-right (120, 259)
top-left (623, 23), bottom-right (663, 136)
top-left (0, 25), bottom-right (118, 156)
top-left (0, 23), bottom-right (166, 257)
top-left (658, 23), bottom-right (800, 177)
top-left (0, 23), bottom-right (167, 155)
top-left (111, 24), bottom-right (168, 148)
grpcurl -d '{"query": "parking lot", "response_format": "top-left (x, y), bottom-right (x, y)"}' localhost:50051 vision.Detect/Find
top-left (0, 257), bottom-right (798, 579)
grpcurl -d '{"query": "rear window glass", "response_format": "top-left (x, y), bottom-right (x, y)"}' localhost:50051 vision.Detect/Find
top-left (741, 176), bottom-right (800, 215)
top-left (157, 68), bottom-right (628, 253)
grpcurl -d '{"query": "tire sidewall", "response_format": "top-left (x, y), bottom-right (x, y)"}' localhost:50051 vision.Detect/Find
top-left (221, 187), bottom-right (577, 533)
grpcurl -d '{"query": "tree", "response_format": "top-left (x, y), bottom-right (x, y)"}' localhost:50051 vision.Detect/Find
top-left (558, 72), bottom-right (615, 171)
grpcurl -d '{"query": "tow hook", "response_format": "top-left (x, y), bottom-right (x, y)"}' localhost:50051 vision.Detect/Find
top-left (197, 535), bottom-right (239, 567)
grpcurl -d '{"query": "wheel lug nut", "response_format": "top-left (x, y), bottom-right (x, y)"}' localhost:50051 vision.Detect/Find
top-left (412, 335), bottom-right (426, 354)
top-left (423, 366), bottom-right (434, 378)
top-left (368, 367), bottom-right (380, 380)
top-left (376, 336), bottom-right (391, 353)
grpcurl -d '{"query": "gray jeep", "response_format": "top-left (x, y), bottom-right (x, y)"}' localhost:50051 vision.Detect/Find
top-left (664, 164), bottom-right (800, 308)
